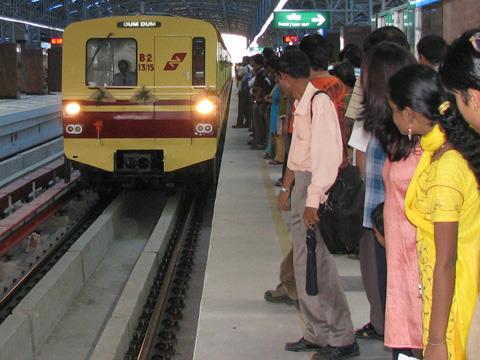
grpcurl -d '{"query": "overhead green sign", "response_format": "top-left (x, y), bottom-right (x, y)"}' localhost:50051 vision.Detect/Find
top-left (249, 46), bottom-right (264, 52)
top-left (274, 10), bottom-right (331, 29)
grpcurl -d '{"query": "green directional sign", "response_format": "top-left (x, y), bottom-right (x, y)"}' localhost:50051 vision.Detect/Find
top-left (274, 10), bottom-right (331, 29)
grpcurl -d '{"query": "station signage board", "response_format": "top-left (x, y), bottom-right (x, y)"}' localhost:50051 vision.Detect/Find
top-left (50, 38), bottom-right (63, 45)
top-left (415, 0), bottom-right (440, 7)
top-left (249, 46), bottom-right (264, 52)
top-left (274, 10), bottom-right (330, 29)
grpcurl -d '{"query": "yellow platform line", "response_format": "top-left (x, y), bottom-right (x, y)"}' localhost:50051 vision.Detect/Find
top-left (259, 152), bottom-right (307, 333)
top-left (259, 153), bottom-right (291, 256)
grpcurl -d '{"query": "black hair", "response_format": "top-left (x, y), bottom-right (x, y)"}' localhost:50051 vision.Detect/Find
top-left (389, 64), bottom-right (480, 185)
top-left (118, 59), bottom-right (129, 67)
top-left (277, 49), bottom-right (310, 79)
top-left (339, 44), bottom-right (363, 68)
top-left (371, 202), bottom-right (384, 237)
top-left (284, 44), bottom-right (298, 52)
top-left (265, 57), bottom-right (279, 72)
top-left (329, 61), bottom-right (356, 88)
top-left (299, 33), bottom-right (332, 71)
top-left (251, 53), bottom-right (265, 66)
top-left (417, 34), bottom-right (448, 66)
top-left (262, 47), bottom-right (275, 60)
top-left (360, 42), bottom-right (416, 161)
top-left (440, 28), bottom-right (480, 101)
top-left (363, 26), bottom-right (410, 54)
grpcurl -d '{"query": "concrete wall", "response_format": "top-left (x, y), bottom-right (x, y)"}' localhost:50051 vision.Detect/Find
top-left (443, 0), bottom-right (480, 43)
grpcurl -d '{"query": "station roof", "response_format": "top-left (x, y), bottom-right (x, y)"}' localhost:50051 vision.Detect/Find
top-left (1, 0), bottom-right (262, 37)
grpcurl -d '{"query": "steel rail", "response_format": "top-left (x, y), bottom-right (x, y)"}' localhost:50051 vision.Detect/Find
top-left (136, 198), bottom-right (197, 360)
top-left (0, 190), bottom-right (113, 323)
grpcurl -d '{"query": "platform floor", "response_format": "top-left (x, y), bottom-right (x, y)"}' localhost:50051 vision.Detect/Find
top-left (0, 93), bottom-right (60, 114)
top-left (193, 88), bottom-right (391, 360)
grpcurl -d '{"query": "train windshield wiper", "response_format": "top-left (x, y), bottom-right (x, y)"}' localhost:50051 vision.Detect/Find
top-left (86, 32), bottom-right (113, 71)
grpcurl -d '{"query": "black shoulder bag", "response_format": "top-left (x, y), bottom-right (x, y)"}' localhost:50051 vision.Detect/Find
top-left (310, 90), bottom-right (365, 254)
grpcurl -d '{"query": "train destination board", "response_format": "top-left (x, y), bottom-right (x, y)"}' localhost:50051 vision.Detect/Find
top-left (117, 21), bottom-right (161, 28)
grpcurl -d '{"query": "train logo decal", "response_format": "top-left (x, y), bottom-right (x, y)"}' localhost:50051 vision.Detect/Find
top-left (164, 52), bottom-right (187, 71)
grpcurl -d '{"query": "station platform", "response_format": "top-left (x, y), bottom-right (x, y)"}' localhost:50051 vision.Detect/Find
top-left (0, 94), bottom-right (63, 184)
top-left (193, 88), bottom-right (391, 359)
top-left (0, 94), bottom-right (61, 121)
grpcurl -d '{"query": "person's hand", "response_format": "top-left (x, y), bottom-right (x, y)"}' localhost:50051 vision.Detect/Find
top-left (424, 343), bottom-right (448, 360)
top-left (278, 191), bottom-right (290, 211)
top-left (373, 228), bottom-right (385, 247)
top-left (303, 207), bottom-right (320, 229)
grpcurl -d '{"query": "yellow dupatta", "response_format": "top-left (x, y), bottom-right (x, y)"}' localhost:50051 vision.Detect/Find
top-left (404, 124), bottom-right (447, 229)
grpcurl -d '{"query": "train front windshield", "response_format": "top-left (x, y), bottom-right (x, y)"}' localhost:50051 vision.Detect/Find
top-left (86, 38), bottom-right (137, 87)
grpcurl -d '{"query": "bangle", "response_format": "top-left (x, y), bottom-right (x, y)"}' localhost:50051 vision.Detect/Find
top-left (428, 340), bottom-right (446, 346)
top-left (280, 186), bottom-right (290, 193)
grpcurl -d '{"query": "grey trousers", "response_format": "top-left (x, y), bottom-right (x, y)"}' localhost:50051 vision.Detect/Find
top-left (279, 247), bottom-right (298, 300)
top-left (359, 229), bottom-right (385, 335)
top-left (291, 171), bottom-right (355, 347)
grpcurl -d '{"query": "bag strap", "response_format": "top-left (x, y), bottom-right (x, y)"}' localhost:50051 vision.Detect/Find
top-left (310, 90), bottom-right (328, 120)
top-left (310, 89), bottom-right (349, 167)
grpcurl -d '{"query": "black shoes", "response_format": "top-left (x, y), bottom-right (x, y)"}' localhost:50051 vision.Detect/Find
top-left (285, 337), bottom-right (324, 352)
top-left (250, 144), bottom-right (265, 150)
top-left (355, 322), bottom-right (383, 340)
top-left (312, 341), bottom-right (360, 359)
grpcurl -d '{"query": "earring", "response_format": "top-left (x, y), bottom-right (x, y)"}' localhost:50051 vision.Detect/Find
top-left (408, 124), bottom-right (412, 141)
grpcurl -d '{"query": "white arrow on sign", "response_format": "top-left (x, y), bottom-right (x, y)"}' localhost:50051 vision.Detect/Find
top-left (311, 14), bottom-right (326, 26)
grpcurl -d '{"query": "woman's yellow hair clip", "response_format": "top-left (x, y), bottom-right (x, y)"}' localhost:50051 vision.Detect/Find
top-left (438, 101), bottom-right (451, 116)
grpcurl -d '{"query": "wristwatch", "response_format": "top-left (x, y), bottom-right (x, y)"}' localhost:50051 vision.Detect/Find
top-left (280, 186), bottom-right (290, 193)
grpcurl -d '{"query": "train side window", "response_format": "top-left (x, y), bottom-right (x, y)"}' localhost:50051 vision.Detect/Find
top-left (86, 38), bottom-right (137, 87)
top-left (192, 37), bottom-right (205, 86)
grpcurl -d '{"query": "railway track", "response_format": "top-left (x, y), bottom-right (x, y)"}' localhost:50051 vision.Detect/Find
top-left (125, 190), bottom-right (206, 360)
top-left (0, 157), bottom-right (112, 324)
top-left (0, 191), bottom-right (104, 323)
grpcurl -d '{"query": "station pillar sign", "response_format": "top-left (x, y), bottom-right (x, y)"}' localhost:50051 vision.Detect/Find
top-left (274, 10), bottom-right (331, 29)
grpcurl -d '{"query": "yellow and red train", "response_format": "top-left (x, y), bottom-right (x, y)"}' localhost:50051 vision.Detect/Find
top-left (61, 15), bottom-right (232, 183)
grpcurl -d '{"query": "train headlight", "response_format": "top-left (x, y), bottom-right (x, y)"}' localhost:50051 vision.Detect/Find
top-left (64, 102), bottom-right (81, 116)
top-left (196, 99), bottom-right (215, 115)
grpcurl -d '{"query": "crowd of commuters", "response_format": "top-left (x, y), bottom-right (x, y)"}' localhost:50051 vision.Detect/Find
top-left (234, 26), bottom-right (480, 360)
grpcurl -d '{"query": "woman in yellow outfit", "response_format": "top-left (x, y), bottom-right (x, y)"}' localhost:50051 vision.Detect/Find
top-left (440, 28), bottom-right (480, 360)
top-left (388, 64), bottom-right (480, 360)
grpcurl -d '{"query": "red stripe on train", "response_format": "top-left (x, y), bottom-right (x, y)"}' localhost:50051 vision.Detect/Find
top-left (65, 99), bottom-right (193, 106)
top-left (63, 111), bottom-right (216, 138)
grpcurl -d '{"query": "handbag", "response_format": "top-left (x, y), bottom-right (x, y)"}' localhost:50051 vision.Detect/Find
top-left (318, 165), bottom-right (364, 254)
top-left (310, 89), bottom-right (364, 254)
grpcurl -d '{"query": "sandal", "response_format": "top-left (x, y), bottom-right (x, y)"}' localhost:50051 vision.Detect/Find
top-left (355, 323), bottom-right (384, 340)
top-left (268, 160), bottom-right (283, 165)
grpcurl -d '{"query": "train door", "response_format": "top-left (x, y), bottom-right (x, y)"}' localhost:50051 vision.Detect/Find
top-left (154, 36), bottom-right (192, 101)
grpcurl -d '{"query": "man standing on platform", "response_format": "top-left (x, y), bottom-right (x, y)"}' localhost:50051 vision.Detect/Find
top-left (277, 49), bottom-right (359, 360)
